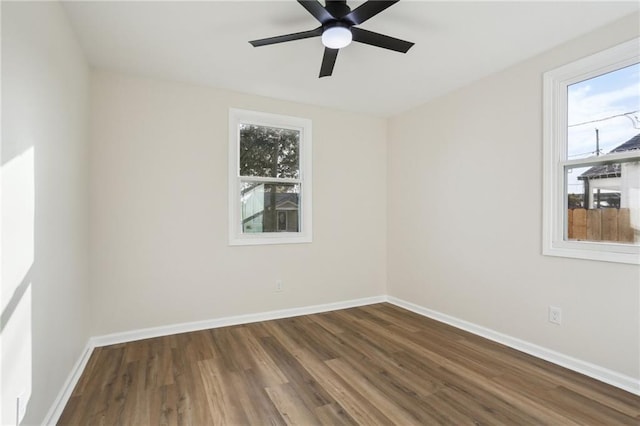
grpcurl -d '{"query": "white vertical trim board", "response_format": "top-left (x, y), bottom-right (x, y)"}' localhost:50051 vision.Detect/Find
top-left (387, 296), bottom-right (640, 396)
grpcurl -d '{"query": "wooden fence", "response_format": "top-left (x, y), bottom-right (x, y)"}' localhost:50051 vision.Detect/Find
top-left (568, 208), bottom-right (635, 243)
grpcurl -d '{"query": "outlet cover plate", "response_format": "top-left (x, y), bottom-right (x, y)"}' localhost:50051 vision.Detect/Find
top-left (549, 306), bottom-right (562, 325)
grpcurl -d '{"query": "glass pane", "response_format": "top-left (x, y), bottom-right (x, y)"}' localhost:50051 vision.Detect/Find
top-left (567, 63), bottom-right (640, 160)
top-left (240, 181), bottom-right (300, 233)
top-left (239, 124), bottom-right (300, 178)
top-left (565, 162), bottom-right (639, 244)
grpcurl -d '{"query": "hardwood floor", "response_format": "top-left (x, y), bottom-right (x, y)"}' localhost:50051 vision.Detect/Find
top-left (58, 303), bottom-right (640, 425)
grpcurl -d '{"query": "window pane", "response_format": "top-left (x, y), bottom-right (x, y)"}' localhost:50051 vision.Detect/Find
top-left (239, 124), bottom-right (300, 179)
top-left (567, 63), bottom-right (640, 160)
top-left (565, 163), bottom-right (639, 244)
top-left (240, 181), bottom-right (300, 233)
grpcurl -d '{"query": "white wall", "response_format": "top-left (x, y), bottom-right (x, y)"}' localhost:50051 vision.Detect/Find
top-left (388, 13), bottom-right (640, 380)
top-left (89, 71), bottom-right (387, 335)
top-left (3, 5), bottom-right (637, 423)
top-left (1, 2), bottom-right (90, 425)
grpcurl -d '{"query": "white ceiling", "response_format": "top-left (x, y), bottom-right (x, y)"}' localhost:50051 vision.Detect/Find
top-left (62, 1), bottom-right (639, 117)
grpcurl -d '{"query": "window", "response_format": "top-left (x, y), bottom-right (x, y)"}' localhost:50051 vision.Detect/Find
top-left (543, 38), bottom-right (640, 264)
top-left (228, 109), bottom-right (312, 245)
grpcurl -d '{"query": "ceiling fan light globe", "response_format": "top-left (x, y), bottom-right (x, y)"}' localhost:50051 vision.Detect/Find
top-left (322, 26), bottom-right (352, 49)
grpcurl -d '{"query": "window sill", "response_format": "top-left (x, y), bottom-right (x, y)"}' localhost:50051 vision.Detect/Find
top-left (229, 232), bottom-right (312, 246)
top-left (543, 241), bottom-right (640, 264)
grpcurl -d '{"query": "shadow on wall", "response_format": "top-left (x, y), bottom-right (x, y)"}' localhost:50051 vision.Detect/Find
top-left (2, 144), bottom-right (35, 424)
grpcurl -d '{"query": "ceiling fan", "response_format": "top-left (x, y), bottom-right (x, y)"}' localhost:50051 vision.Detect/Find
top-left (249, 0), bottom-right (414, 78)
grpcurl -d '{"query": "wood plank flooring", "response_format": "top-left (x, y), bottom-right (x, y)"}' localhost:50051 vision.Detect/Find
top-left (58, 303), bottom-right (640, 425)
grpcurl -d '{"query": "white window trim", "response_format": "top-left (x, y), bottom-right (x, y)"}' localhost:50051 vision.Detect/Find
top-left (542, 37), bottom-right (640, 264)
top-left (228, 108), bottom-right (312, 246)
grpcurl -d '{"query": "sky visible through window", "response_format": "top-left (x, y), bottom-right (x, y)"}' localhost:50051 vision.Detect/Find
top-left (566, 63), bottom-right (640, 195)
top-left (568, 63), bottom-right (639, 157)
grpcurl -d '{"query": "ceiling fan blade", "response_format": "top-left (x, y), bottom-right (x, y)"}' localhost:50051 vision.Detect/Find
top-left (298, 0), bottom-right (335, 23)
top-left (249, 27), bottom-right (323, 47)
top-left (351, 27), bottom-right (414, 53)
top-left (319, 47), bottom-right (339, 78)
top-left (344, 0), bottom-right (399, 25)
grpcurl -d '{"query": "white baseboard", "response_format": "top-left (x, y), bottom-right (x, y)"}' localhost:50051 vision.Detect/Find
top-left (91, 295), bottom-right (387, 347)
top-left (387, 296), bottom-right (640, 396)
top-left (42, 341), bottom-right (94, 425)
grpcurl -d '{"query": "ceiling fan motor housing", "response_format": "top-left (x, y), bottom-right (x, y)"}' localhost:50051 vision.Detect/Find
top-left (323, 20), bottom-right (352, 32)
top-left (325, 0), bottom-right (352, 20)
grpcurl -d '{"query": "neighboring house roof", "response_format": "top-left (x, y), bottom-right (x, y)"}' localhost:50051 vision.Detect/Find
top-left (269, 193), bottom-right (299, 209)
top-left (578, 133), bottom-right (640, 180)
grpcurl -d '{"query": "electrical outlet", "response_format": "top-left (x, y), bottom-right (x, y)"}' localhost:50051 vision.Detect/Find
top-left (275, 280), bottom-right (284, 292)
top-left (549, 306), bottom-right (562, 325)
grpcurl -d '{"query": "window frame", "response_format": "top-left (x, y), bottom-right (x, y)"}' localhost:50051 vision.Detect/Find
top-left (542, 37), bottom-right (640, 264)
top-left (228, 108), bottom-right (312, 246)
